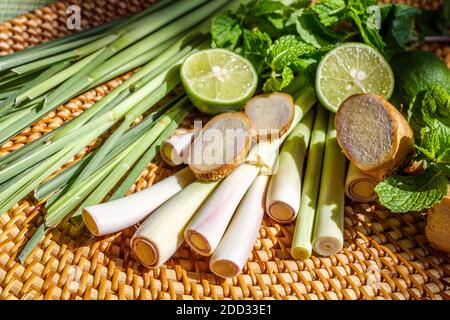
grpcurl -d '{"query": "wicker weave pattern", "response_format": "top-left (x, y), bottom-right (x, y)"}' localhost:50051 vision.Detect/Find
top-left (0, 0), bottom-right (449, 300)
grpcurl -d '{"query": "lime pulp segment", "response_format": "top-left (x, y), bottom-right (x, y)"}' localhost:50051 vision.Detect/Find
top-left (316, 43), bottom-right (394, 112)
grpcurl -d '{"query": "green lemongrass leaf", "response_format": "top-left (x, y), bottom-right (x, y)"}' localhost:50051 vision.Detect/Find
top-left (15, 49), bottom-right (103, 104)
top-left (71, 104), bottom-right (189, 217)
top-left (110, 99), bottom-right (192, 200)
top-left (33, 153), bottom-right (94, 202)
top-left (44, 143), bottom-right (135, 228)
top-left (0, 0), bottom-right (179, 72)
top-left (18, 224), bottom-right (47, 264)
top-left (12, 34), bottom-right (118, 76)
top-left (375, 168), bottom-right (448, 213)
top-left (0, 122), bottom-right (114, 215)
top-left (0, 61), bottom-right (71, 116)
top-left (35, 95), bottom-right (177, 202)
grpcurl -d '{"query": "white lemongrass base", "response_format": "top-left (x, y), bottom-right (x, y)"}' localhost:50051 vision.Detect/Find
top-left (210, 175), bottom-right (269, 278)
top-left (131, 179), bottom-right (219, 268)
top-left (83, 167), bottom-right (195, 236)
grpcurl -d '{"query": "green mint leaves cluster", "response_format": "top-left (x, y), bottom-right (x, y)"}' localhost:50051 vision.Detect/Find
top-left (210, 0), bottom-right (440, 92)
top-left (375, 86), bottom-right (450, 213)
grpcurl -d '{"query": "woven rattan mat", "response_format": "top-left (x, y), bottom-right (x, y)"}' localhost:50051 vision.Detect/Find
top-left (0, 0), bottom-right (449, 300)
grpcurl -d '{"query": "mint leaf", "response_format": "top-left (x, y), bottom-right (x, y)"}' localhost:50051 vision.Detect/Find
top-left (311, 0), bottom-right (346, 27)
top-left (408, 86), bottom-right (450, 161)
top-left (287, 9), bottom-right (340, 48)
top-left (375, 168), bottom-right (448, 213)
top-left (211, 11), bottom-right (243, 50)
top-left (381, 4), bottom-right (421, 56)
top-left (267, 35), bottom-right (315, 70)
top-left (263, 65), bottom-right (294, 92)
top-left (252, 0), bottom-right (288, 17)
top-left (243, 29), bottom-right (272, 74)
top-left (387, 5), bottom-right (421, 49)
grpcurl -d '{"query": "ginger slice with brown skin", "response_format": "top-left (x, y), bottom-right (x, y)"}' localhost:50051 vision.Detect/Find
top-left (426, 191), bottom-right (450, 253)
top-left (335, 93), bottom-right (414, 180)
top-left (188, 112), bottom-right (253, 181)
top-left (245, 92), bottom-right (294, 141)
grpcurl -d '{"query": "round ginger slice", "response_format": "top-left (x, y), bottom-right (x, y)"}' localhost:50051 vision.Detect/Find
top-left (335, 93), bottom-right (414, 180)
top-left (245, 92), bottom-right (295, 141)
top-left (188, 112), bottom-right (253, 181)
top-left (426, 193), bottom-right (450, 253)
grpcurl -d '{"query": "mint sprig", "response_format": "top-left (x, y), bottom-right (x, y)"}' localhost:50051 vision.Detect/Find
top-left (375, 168), bottom-right (448, 213)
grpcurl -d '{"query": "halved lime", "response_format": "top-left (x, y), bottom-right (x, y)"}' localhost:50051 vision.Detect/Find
top-left (181, 49), bottom-right (258, 115)
top-left (316, 43), bottom-right (394, 112)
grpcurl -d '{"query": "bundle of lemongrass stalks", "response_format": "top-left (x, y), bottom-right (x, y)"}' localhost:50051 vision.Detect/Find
top-left (0, 0), bottom-right (246, 261)
top-left (82, 85), bottom-right (354, 278)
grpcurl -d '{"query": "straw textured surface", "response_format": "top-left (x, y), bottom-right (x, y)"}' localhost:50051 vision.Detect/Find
top-left (0, 0), bottom-right (449, 300)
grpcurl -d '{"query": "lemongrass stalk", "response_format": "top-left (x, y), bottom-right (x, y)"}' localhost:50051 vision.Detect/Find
top-left (210, 175), bottom-right (269, 278)
top-left (185, 164), bottom-right (260, 256)
top-left (266, 109), bottom-right (315, 223)
top-left (70, 103), bottom-right (192, 218)
top-left (291, 106), bottom-right (328, 260)
top-left (0, 114), bottom-right (117, 184)
top-left (0, 73), bottom-right (180, 214)
top-left (109, 106), bottom-right (188, 200)
top-left (52, 36), bottom-right (199, 141)
top-left (0, 0), bottom-right (183, 72)
top-left (89, 37), bottom-right (179, 89)
top-left (11, 34), bottom-right (119, 75)
top-left (345, 163), bottom-right (379, 202)
top-left (83, 167), bottom-right (196, 237)
top-left (160, 129), bottom-right (194, 166)
top-left (43, 146), bottom-right (135, 228)
top-left (43, 79), bottom-right (181, 220)
top-left (41, 0), bottom-right (211, 109)
top-left (33, 153), bottom-right (94, 201)
top-left (185, 88), bottom-right (315, 256)
top-left (34, 99), bottom-right (170, 202)
top-left (0, 35), bottom-right (104, 72)
top-left (0, 122), bottom-right (113, 215)
top-left (15, 50), bottom-right (104, 103)
top-left (0, 61), bottom-right (71, 115)
top-left (312, 114), bottom-right (347, 257)
top-left (0, 68), bottom-right (180, 183)
top-left (131, 180), bottom-right (220, 268)
top-left (88, 0), bottom-right (232, 85)
top-left (71, 89), bottom-right (172, 185)
top-left (0, 89), bottom-right (127, 170)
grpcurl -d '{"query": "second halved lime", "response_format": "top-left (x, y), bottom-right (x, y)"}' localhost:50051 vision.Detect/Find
top-left (316, 43), bottom-right (394, 113)
top-left (181, 49), bottom-right (258, 115)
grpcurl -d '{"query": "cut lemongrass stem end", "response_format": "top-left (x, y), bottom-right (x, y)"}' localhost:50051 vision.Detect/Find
top-left (345, 163), bottom-right (379, 202)
top-left (131, 180), bottom-right (220, 268)
top-left (266, 109), bottom-right (315, 224)
top-left (210, 175), bottom-right (269, 278)
top-left (312, 113), bottom-right (347, 257)
top-left (83, 167), bottom-right (196, 237)
top-left (184, 164), bottom-right (260, 256)
top-left (160, 129), bottom-right (194, 166)
top-left (291, 106), bottom-right (328, 260)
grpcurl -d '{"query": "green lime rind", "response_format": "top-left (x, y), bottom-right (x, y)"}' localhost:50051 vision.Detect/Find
top-left (316, 43), bottom-right (395, 113)
top-left (181, 49), bottom-right (258, 115)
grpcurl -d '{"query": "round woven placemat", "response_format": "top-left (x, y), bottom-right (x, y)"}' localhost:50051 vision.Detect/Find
top-left (0, 0), bottom-right (449, 300)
